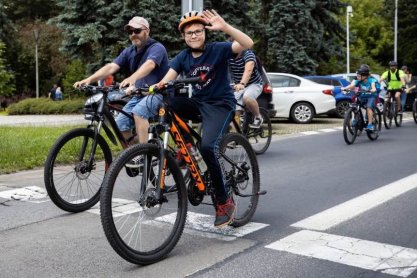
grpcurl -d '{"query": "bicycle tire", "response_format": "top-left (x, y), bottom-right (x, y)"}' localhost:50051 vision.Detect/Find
top-left (242, 108), bottom-right (272, 155)
top-left (383, 101), bottom-right (393, 129)
top-left (367, 108), bottom-right (381, 141)
top-left (100, 143), bottom-right (188, 265)
top-left (219, 133), bottom-right (260, 227)
top-left (393, 101), bottom-right (403, 127)
top-left (343, 108), bottom-right (359, 145)
top-left (413, 100), bottom-right (417, 124)
top-left (44, 128), bottom-right (112, 212)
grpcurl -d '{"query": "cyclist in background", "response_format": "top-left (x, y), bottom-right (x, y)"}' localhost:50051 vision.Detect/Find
top-left (74, 16), bottom-right (169, 159)
top-left (379, 61), bottom-right (406, 114)
top-left (342, 64), bottom-right (379, 130)
top-left (228, 41), bottom-right (264, 128)
top-left (155, 10), bottom-right (253, 227)
top-left (401, 65), bottom-right (412, 112)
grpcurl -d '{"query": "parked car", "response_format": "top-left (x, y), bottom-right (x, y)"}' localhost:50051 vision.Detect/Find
top-left (267, 73), bottom-right (335, 123)
top-left (303, 75), bottom-right (350, 118)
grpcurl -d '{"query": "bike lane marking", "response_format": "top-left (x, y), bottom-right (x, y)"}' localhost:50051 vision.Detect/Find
top-left (266, 172), bottom-right (417, 277)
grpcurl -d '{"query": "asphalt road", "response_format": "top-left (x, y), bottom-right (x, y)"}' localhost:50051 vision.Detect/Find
top-left (1, 115), bottom-right (417, 277)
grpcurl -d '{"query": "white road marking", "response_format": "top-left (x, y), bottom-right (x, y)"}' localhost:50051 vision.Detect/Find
top-left (89, 202), bottom-right (268, 241)
top-left (300, 131), bottom-right (320, 135)
top-left (158, 211), bottom-right (269, 241)
top-left (320, 128), bottom-right (337, 133)
top-left (0, 186), bottom-right (49, 203)
top-left (266, 230), bottom-right (417, 277)
top-left (291, 172), bottom-right (417, 231)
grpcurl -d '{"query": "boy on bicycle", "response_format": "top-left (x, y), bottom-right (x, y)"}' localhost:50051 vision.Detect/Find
top-left (379, 61), bottom-right (406, 114)
top-left (74, 16), bottom-right (170, 160)
top-left (342, 64), bottom-right (379, 130)
top-left (155, 10), bottom-right (254, 227)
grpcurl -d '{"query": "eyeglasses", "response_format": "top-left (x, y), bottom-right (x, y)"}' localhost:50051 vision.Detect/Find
top-left (184, 29), bottom-right (204, 37)
top-left (127, 28), bottom-right (146, 35)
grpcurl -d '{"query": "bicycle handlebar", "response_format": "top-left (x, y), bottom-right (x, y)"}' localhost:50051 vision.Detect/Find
top-left (143, 77), bottom-right (202, 95)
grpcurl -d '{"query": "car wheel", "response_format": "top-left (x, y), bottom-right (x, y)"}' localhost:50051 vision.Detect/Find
top-left (291, 102), bottom-right (314, 124)
top-left (336, 100), bottom-right (351, 118)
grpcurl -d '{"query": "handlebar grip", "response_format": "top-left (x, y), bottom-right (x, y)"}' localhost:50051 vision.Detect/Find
top-left (173, 76), bottom-right (202, 85)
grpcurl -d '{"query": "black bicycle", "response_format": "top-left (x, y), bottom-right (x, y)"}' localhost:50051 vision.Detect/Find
top-left (100, 77), bottom-right (264, 265)
top-left (383, 89), bottom-right (403, 129)
top-left (233, 106), bottom-right (272, 154)
top-left (343, 90), bottom-right (382, 145)
top-left (44, 85), bottom-right (134, 212)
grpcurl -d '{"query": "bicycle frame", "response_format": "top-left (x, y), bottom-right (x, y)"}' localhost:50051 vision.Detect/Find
top-left (81, 86), bottom-right (133, 170)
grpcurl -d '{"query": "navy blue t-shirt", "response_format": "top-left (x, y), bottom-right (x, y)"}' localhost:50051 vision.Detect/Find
top-left (113, 38), bottom-right (169, 88)
top-left (169, 42), bottom-right (236, 108)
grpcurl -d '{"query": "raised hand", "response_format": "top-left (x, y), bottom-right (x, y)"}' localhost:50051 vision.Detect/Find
top-left (202, 10), bottom-right (227, 31)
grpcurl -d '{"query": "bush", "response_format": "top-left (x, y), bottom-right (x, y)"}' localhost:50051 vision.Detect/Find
top-left (7, 97), bottom-right (84, 115)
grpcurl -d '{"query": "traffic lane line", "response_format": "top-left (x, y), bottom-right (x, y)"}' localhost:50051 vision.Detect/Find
top-left (266, 230), bottom-right (417, 277)
top-left (291, 172), bottom-right (417, 231)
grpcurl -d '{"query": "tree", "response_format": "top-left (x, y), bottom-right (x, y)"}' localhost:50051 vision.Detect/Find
top-left (339, 0), bottom-right (394, 75)
top-left (62, 59), bottom-right (86, 98)
top-left (0, 42), bottom-right (16, 97)
top-left (397, 0), bottom-right (417, 72)
top-left (52, 0), bottom-right (182, 74)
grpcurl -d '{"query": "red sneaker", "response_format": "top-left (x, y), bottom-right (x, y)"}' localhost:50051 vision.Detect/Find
top-left (214, 197), bottom-right (236, 227)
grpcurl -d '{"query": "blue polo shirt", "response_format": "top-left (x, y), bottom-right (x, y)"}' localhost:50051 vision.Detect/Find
top-left (113, 38), bottom-right (169, 88)
top-left (169, 42), bottom-right (236, 108)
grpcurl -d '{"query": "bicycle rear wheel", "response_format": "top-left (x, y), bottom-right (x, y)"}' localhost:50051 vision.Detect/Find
top-left (367, 108), bottom-right (381, 141)
top-left (44, 128), bottom-right (112, 212)
top-left (383, 101), bottom-right (393, 129)
top-left (413, 100), bottom-right (417, 124)
top-left (242, 108), bottom-right (272, 155)
top-left (100, 143), bottom-right (187, 265)
top-left (343, 108), bottom-right (359, 145)
top-left (220, 133), bottom-right (260, 227)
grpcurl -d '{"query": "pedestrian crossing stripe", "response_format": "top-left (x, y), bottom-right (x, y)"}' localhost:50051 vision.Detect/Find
top-left (266, 230), bottom-right (417, 277)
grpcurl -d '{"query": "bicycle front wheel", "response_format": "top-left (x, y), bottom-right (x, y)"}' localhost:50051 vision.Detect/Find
top-left (100, 143), bottom-right (187, 265)
top-left (343, 108), bottom-right (359, 145)
top-left (220, 133), bottom-right (260, 227)
top-left (242, 108), bottom-right (272, 155)
top-left (44, 128), bottom-right (112, 212)
top-left (383, 101), bottom-right (393, 129)
top-left (394, 101), bottom-right (403, 127)
top-left (367, 108), bottom-right (381, 141)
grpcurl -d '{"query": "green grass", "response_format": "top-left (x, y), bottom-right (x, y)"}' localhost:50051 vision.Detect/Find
top-left (0, 125), bottom-right (122, 174)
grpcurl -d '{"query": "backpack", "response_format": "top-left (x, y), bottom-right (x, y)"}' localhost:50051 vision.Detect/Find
top-left (387, 70), bottom-right (400, 82)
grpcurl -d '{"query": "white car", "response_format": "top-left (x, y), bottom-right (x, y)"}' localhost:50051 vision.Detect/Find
top-left (267, 73), bottom-right (336, 123)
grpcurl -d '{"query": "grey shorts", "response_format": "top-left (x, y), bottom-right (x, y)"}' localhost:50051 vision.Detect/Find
top-left (234, 83), bottom-right (262, 111)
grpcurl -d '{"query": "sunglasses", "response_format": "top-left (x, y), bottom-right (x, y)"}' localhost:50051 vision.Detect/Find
top-left (127, 28), bottom-right (146, 35)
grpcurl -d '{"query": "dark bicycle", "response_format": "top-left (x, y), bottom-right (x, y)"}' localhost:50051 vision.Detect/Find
top-left (43, 85), bottom-right (134, 212)
top-left (343, 89), bottom-right (382, 145)
top-left (100, 77), bottom-right (265, 265)
top-left (197, 104), bottom-right (273, 155)
top-left (383, 89), bottom-right (403, 129)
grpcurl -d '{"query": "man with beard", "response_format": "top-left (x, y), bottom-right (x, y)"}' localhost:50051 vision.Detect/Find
top-left (74, 17), bottom-right (169, 167)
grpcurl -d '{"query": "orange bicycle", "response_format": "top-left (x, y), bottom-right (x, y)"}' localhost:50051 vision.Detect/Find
top-left (100, 77), bottom-right (264, 265)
